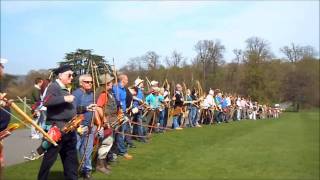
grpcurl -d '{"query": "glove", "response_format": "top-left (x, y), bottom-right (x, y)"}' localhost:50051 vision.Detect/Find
top-left (132, 107), bottom-right (139, 114)
top-left (97, 127), bottom-right (104, 138)
top-left (86, 104), bottom-right (97, 112)
top-left (77, 125), bottom-right (88, 135)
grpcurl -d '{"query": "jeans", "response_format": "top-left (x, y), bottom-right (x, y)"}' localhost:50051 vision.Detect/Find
top-left (77, 125), bottom-right (96, 173)
top-left (133, 111), bottom-right (146, 141)
top-left (172, 114), bottom-right (182, 129)
top-left (163, 108), bottom-right (168, 128)
top-left (158, 110), bottom-right (165, 131)
top-left (116, 122), bottom-right (128, 155)
top-left (189, 107), bottom-right (198, 127)
top-left (237, 109), bottom-right (241, 121)
top-left (38, 110), bottom-right (47, 129)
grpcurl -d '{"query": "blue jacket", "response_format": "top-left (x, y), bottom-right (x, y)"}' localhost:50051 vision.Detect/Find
top-left (133, 88), bottom-right (144, 108)
top-left (221, 98), bottom-right (228, 109)
top-left (112, 83), bottom-right (127, 112)
top-left (0, 81), bottom-right (10, 131)
top-left (72, 88), bottom-right (94, 126)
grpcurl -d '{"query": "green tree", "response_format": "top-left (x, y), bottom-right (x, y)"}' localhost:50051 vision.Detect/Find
top-left (58, 49), bottom-right (113, 87)
top-left (242, 37), bottom-right (273, 102)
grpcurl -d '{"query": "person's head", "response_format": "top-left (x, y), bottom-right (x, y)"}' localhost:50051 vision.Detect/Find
top-left (34, 77), bottom-right (43, 86)
top-left (175, 84), bottom-right (182, 91)
top-left (152, 87), bottom-right (160, 94)
top-left (186, 89), bottom-right (191, 95)
top-left (215, 89), bottom-right (221, 96)
top-left (134, 78), bottom-right (144, 88)
top-left (40, 79), bottom-right (50, 94)
top-left (151, 80), bottom-right (159, 87)
top-left (191, 88), bottom-right (197, 96)
top-left (118, 74), bottom-right (128, 86)
top-left (208, 89), bottom-right (214, 96)
top-left (0, 58), bottom-right (8, 79)
top-left (79, 74), bottom-right (93, 91)
top-left (99, 74), bottom-right (114, 91)
top-left (55, 65), bottom-right (74, 85)
top-left (160, 87), bottom-right (165, 95)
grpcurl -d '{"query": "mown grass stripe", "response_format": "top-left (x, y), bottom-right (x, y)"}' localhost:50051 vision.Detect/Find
top-left (4, 110), bottom-right (319, 180)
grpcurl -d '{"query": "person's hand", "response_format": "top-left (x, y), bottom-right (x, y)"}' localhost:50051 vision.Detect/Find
top-left (132, 107), bottom-right (139, 114)
top-left (77, 125), bottom-right (88, 135)
top-left (64, 95), bottom-right (75, 103)
top-left (0, 93), bottom-right (12, 107)
top-left (97, 127), bottom-right (104, 138)
top-left (86, 104), bottom-right (97, 111)
top-left (0, 99), bottom-right (6, 107)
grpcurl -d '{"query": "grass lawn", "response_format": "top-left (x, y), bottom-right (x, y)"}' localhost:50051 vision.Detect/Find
top-left (4, 110), bottom-right (319, 180)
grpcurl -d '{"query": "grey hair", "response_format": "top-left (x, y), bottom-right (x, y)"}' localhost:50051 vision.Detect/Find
top-left (79, 74), bottom-right (92, 83)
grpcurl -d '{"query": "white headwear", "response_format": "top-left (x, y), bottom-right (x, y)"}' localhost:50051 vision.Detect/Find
top-left (150, 80), bottom-right (159, 86)
top-left (209, 89), bottom-right (214, 96)
top-left (0, 58), bottom-right (8, 64)
top-left (134, 78), bottom-right (144, 87)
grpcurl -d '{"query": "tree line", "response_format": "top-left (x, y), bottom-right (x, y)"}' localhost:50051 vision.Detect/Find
top-left (2, 36), bottom-right (319, 109)
top-left (120, 36), bottom-right (319, 108)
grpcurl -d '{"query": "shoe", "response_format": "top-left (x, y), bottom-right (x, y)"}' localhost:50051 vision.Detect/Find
top-left (174, 127), bottom-right (183, 130)
top-left (83, 171), bottom-right (93, 180)
top-left (105, 164), bottom-right (112, 170)
top-left (31, 134), bottom-right (40, 139)
top-left (196, 124), bottom-right (202, 128)
top-left (96, 159), bottom-right (111, 175)
top-left (127, 144), bottom-right (136, 148)
top-left (123, 153), bottom-right (133, 160)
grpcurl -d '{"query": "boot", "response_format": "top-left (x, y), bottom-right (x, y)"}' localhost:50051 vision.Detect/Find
top-left (96, 159), bottom-right (110, 175)
top-left (103, 160), bottom-right (112, 170)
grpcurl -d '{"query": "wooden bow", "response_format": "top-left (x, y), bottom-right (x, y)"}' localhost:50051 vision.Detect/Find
top-left (0, 93), bottom-right (58, 146)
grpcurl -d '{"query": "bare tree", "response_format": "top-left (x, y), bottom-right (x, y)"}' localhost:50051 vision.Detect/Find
top-left (244, 37), bottom-right (273, 63)
top-left (280, 43), bottom-right (318, 63)
top-left (301, 45), bottom-right (317, 59)
top-left (232, 49), bottom-right (243, 64)
top-left (165, 50), bottom-right (184, 67)
top-left (143, 51), bottom-right (160, 70)
top-left (280, 43), bottom-right (303, 63)
top-left (194, 39), bottom-right (225, 89)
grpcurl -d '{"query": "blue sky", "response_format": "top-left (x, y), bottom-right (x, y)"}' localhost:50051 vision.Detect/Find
top-left (1, 1), bottom-right (319, 75)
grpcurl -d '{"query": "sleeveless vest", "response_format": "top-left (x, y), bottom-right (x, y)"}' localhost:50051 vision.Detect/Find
top-left (104, 91), bottom-right (118, 115)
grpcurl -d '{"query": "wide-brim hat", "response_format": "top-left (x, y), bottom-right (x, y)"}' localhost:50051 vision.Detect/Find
top-left (134, 78), bottom-right (144, 87)
top-left (99, 73), bottom-right (114, 85)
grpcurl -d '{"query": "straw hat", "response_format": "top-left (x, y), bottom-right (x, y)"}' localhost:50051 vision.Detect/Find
top-left (99, 74), bottom-right (114, 85)
top-left (134, 78), bottom-right (144, 87)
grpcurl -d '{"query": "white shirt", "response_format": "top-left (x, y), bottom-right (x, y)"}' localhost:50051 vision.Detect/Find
top-left (203, 94), bottom-right (216, 108)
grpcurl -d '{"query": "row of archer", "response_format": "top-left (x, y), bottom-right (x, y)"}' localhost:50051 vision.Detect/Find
top-left (0, 69), bottom-right (280, 179)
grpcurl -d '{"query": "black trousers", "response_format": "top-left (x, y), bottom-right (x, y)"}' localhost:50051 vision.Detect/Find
top-left (38, 131), bottom-right (78, 180)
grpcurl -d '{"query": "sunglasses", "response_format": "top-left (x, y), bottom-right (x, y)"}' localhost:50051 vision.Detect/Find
top-left (83, 81), bottom-right (93, 84)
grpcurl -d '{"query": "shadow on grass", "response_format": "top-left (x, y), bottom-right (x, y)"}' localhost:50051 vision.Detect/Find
top-left (47, 171), bottom-right (65, 180)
